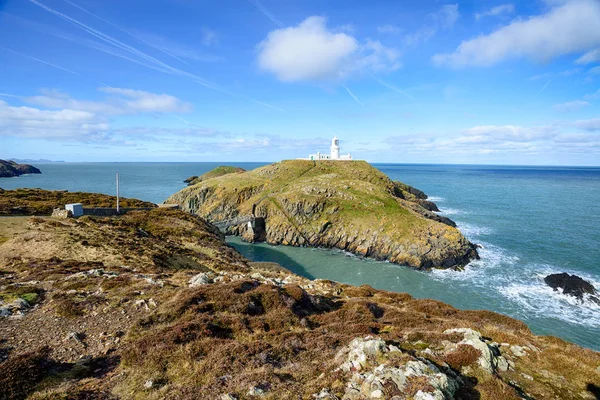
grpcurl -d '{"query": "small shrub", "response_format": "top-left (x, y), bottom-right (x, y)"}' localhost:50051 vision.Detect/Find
top-left (444, 344), bottom-right (482, 370)
top-left (0, 346), bottom-right (51, 400)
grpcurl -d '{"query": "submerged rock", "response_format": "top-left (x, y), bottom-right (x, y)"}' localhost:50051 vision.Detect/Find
top-left (544, 273), bottom-right (600, 304)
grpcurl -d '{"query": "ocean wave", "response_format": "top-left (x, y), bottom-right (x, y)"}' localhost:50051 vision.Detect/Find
top-left (438, 207), bottom-right (469, 216)
top-left (456, 222), bottom-right (493, 237)
top-left (499, 279), bottom-right (600, 328)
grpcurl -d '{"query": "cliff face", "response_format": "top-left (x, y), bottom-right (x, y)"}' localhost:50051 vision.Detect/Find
top-left (166, 160), bottom-right (478, 270)
top-left (0, 159), bottom-right (41, 178)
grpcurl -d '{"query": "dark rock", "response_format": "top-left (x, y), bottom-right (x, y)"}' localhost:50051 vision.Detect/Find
top-left (183, 175), bottom-right (198, 184)
top-left (544, 273), bottom-right (599, 303)
top-left (417, 200), bottom-right (440, 212)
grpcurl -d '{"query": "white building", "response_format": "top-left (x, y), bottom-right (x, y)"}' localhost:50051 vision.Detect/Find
top-left (300, 137), bottom-right (353, 161)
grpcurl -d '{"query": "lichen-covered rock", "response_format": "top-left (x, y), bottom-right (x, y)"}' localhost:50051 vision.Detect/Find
top-left (166, 161), bottom-right (478, 270)
top-left (335, 336), bottom-right (460, 400)
top-left (444, 328), bottom-right (509, 373)
top-left (189, 272), bottom-right (214, 287)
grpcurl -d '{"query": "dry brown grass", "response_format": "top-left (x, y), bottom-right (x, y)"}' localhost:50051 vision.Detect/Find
top-left (444, 343), bottom-right (482, 370)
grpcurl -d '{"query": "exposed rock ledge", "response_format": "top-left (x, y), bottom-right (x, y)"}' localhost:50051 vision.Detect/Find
top-left (166, 160), bottom-right (479, 270)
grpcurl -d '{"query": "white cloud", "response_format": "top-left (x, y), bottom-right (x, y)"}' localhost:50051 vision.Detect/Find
top-left (475, 4), bottom-right (515, 20)
top-left (553, 100), bottom-right (591, 112)
top-left (377, 24), bottom-right (401, 35)
top-left (575, 48), bottom-right (600, 64)
top-left (433, 0), bottom-right (600, 67)
top-left (462, 125), bottom-right (557, 141)
top-left (257, 16), bottom-right (401, 82)
top-left (0, 100), bottom-right (108, 140)
top-left (24, 87), bottom-right (192, 115)
top-left (99, 87), bottom-right (192, 113)
top-left (574, 118), bottom-right (600, 131)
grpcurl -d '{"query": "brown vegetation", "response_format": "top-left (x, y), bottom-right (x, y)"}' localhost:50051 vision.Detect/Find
top-left (0, 204), bottom-right (598, 399)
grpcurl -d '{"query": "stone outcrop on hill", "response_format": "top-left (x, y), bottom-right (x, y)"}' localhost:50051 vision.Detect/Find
top-left (166, 160), bottom-right (478, 270)
top-left (0, 195), bottom-right (599, 399)
top-left (0, 159), bottom-right (41, 178)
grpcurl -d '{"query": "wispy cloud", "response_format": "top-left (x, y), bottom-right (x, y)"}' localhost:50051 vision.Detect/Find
top-left (201, 27), bottom-right (218, 46)
top-left (2, 47), bottom-right (80, 75)
top-left (475, 4), bottom-right (515, 21)
top-left (377, 24), bottom-right (402, 35)
top-left (553, 100), bottom-right (590, 113)
top-left (23, 87), bottom-right (192, 115)
top-left (63, 0), bottom-right (191, 65)
top-left (341, 84), bottom-right (363, 106)
top-left (247, 0), bottom-right (283, 27)
top-left (29, 0), bottom-right (280, 111)
top-left (370, 75), bottom-right (414, 101)
top-left (403, 4), bottom-right (459, 46)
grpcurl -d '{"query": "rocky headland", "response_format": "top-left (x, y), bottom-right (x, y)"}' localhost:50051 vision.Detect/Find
top-left (0, 192), bottom-right (599, 399)
top-left (166, 160), bottom-right (478, 270)
top-left (0, 159), bottom-right (41, 178)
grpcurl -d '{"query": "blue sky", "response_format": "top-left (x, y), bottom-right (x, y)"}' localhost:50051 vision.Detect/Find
top-left (1, 0), bottom-right (599, 164)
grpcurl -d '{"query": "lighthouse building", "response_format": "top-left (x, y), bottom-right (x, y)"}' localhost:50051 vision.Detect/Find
top-left (301, 137), bottom-right (353, 161)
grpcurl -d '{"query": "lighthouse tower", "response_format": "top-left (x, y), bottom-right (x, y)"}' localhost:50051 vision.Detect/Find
top-left (331, 136), bottom-right (340, 159)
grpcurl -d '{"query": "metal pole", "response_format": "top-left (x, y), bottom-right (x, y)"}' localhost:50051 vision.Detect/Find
top-left (116, 172), bottom-right (120, 214)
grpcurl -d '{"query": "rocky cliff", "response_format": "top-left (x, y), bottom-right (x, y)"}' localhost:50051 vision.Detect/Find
top-left (166, 160), bottom-right (478, 270)
top-left (0, 159), bottom-right (41, 178)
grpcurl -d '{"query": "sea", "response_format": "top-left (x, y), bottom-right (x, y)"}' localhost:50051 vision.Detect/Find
top-left (2, 162), bottom-right (599, 351)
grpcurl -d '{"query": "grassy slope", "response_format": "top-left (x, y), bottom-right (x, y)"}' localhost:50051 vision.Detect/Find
top-left (0, 188), bottom-right (156, 216)
top-left (186, 166), bottom-right (245, 185)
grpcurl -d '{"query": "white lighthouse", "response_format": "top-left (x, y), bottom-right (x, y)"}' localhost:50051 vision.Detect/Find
top-left (331, 137), bottom-right (340, 159)
top-left (300, 137), bottom-right (353, 161)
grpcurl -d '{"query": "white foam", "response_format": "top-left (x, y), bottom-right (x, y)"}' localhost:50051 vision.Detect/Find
top-left (428, 196), bottom-right (445, 202)
top-left (431, 242), bottom-right (518, 283)
top-left (456, 222), bottom-right (493, 237)
top-left (438, 207), bottom-right (469, 216)
top-left (499, 280), bottom-right (600, 328)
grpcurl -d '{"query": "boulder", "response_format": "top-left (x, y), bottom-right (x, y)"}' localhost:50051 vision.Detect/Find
top-left (544, 273), bottom-right (600, 304)
top-left (189, 272), bottom-right (213, 287)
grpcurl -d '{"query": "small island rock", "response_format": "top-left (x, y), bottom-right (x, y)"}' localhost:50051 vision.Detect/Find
top-left (544, 272), bottom-right (600, 304)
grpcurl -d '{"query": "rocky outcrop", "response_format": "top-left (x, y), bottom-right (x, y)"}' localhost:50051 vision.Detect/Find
top-left (0, 159), bottom-right (41, 178)
top-left (544, 273), bottom-right (600, 305)
top-left (166, 160), bottom-right (478, 270)
top-left (335, 336), bottom-right (461, 399)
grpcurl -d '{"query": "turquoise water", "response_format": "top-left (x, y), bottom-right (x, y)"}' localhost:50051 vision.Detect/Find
top-left (2, 163), bottom-right (599, 350)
